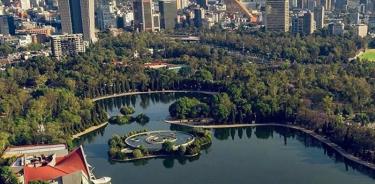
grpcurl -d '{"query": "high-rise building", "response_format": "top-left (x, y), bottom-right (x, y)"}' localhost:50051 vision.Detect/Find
top-left (30, 0), bottom-right (43, 7)
top-left (369, 15), bottom-right (375, 29)
top-left (58, 0), bottom-right (97, 42)
top-left (153, 13), bottom-right (160, 31)
top-left (159, 0), bottom-right (177, 30)
top-left (133, 0), bottom-right (155, 32)
top-left (0, 15), bottom-right (15, 35)
top-left (265, 0), bottom-right (290, 32)
top-left (321, 0), bottom-right (331, 11)
top-left (306, 0), bottom-right (316, 10)
top-left (97, 0), bottom-right (117, 31)
top-left (297, 0), bottom-right (306, 9)
top-left (194, 8), bottom-right (205, 27)
top-left (355, 24), bottom-right (368, 38)
top-left (197, 0), bottom-right (208, 9)
top-left (303, 10), bottom-right (315, 34)
top-left (51, 34), bottom-right (86, 59)
top-left (328, 21), bottom-right (344, 35)
top-left (0, 15), bottom-right (10, 35)
top-left (314, 6), bottom-right (324, 29)
top-left (335, 0), bottom-right (347, 11)
top-left (292, 14), bottom-right (303, 34)
top-left (20, 0), bottom-right (31, 10)
top-left (292, 10), bottom-right (315, 35)
top-left (176, 0), bottom-right (188, 10)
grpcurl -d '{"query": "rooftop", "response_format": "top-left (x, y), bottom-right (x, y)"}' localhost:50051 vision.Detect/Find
top-left (23, 146), bottom-right (90, 184)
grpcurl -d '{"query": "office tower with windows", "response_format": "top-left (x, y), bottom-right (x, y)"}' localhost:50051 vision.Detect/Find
top-left (266, 0), bottom-right (290, 32)
top-left (159, 0), bottom-right (177, 30)
top-left (58, 0), bottom-right (97, 42)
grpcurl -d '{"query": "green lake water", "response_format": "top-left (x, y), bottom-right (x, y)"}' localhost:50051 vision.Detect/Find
top-left (78, 92), bottom-right (375, 184)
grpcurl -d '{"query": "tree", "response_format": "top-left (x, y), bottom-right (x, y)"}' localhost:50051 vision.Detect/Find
top-left (193, 69), bottom-right (213, 81)
top-left (212, 93), bottom-right (234, 122)
top-left (0, 132), bottom-right (9, 151)
top-left (322, 96), bottom-right (334, 116)
top-left (132, 149), bottom-right (143, 158)
top-left (162, 141), bottom-right (175, 153)
top-left (169, 97), bottom-right (205, 119)
top-left (120, 106), bottom-right (135, 115)
top-left (0, 166), bottom-right (19, 184)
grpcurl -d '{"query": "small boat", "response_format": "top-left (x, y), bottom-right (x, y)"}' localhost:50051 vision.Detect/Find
top-left (92, 176), bottom-right (112, 184)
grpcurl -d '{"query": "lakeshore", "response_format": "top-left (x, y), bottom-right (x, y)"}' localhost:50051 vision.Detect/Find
top-left (111, 153), bottom-right (199, 162)
top-left (71, 90), bottom-right (217, 140)
top-left (74, 91), bottom-right (375, 172)
top-left (72, 122), bottom-right (109, 140)
top-left (165, 120), bottom-right (375, 171)
top-left (92, 90), bottom-right (218, 102)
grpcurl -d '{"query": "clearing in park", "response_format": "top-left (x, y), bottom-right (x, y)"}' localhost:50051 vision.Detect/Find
top-left (360, 49), bottom-right (375, 61)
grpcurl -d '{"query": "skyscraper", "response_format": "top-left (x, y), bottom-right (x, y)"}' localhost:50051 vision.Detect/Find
top-left (0, 15), bottom-right (15, 35)
top-left (194, 8), bottom-right (205, 27)
top-left (97, 0), bottom-right (117, 31)
top-left (176, 0), bottom-right (188, 10)
top-left (335, 0), bottom-right (347, 11)
top-left (159, 0), bottom-right (177, 30)
top-left (321, 0), bottom-right (331, 11)
top-left (197, 0), bottom-right (208, 9)
top-left (314, 6), bottom-right (324, 29)
top-left (303, 10), bottom-right (315, 34)
top-left (0, 15), bottom-right (10, 35)
top-left (266, 0), bottom-right (290, 32)
top-left (133, 0), bottom-right (155, 32)
top-left (292, 10), bottom-right (315, 35)
top-left (20, 0), bottom-right (31, 10)
top-left (58, 0), bottom-right (97, 42)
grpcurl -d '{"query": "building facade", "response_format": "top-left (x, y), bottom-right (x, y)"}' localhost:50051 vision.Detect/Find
top-left (58, 0), bottom-right (97, 42)
top-left (97, 0), bottom-right (117, 31)
top-left (133, 0), bottom-right (156, 32)
top-left (314, 6), bottom-right (324, 29)
top-left (356, 24), bottom-right (368, 38)
top-left (0, 15), bottom-right (14, 35)
top-left (292, 10), bottom-right (315, 35)
top-left (266, 0), bottom-right (290, 32)
top-left (51, 34), bottom-right (85, 59)
top-left (159, 0), bottom-right (177, 30)
top-left (328, 21), bottom-right (344, 35)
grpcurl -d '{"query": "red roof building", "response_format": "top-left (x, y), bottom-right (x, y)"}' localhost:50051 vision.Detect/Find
top-left (23, 146), bottom-right (90, 184)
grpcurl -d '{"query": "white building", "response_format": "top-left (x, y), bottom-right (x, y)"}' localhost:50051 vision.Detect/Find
top-left (0, 5), bottom-right (4, 15)
top-left (20, 0), bottom-right (31, 10)
top-left (123, 12), bottom-right (134, 27)
top-left (97, 0), bottom-right (117, 31)
top-left (356, 24), bottom-right (368, 38)
top-left (18, 35), bottom-right (32, 47)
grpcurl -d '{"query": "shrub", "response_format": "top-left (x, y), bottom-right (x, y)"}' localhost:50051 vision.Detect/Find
top-left (132, 149), bottom-right (143, 158)
top-left (120, 106), bottom-right (135, 115)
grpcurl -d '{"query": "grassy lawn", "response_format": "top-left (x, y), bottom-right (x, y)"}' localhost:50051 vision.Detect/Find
top-left (359, 49), bottom-right (375, 61)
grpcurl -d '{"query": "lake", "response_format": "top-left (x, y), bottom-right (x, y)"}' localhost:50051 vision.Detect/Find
top-left (78, 92), bottom-right (375, 184)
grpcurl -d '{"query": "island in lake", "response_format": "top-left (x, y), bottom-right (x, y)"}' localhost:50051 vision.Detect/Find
top-left (108, 128), bottom-right (212, 161)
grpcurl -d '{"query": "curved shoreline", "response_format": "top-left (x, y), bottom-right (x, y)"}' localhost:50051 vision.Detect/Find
top-left (92, 90), bottom-right (218, 102)
top-left (111, 152), bottom-right (199, 162)
top-left (165, 120), bottom-right (375, 171)
top-left (72, 90), bottom-right (217, 139)
top-left (72, 122), bottom-right (109, 140)
top-left (112, 154), bottom-right (169, 162)
top-left (77, 91), bottom-right (375, 172)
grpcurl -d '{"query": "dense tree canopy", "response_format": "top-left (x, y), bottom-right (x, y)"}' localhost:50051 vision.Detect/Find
top-left (1, 30), bottom-right (375, 166)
